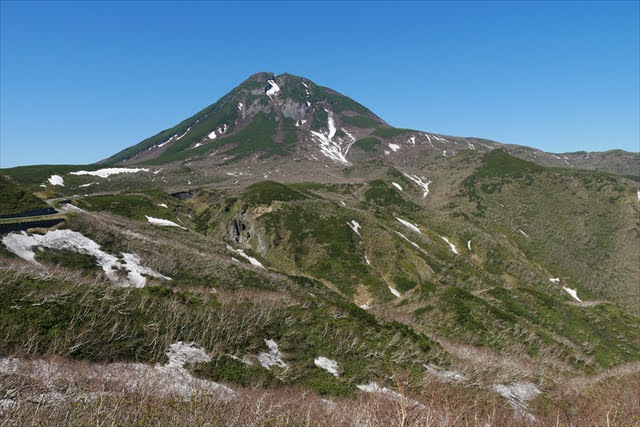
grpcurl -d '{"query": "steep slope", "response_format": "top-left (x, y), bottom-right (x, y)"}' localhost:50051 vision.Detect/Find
top-left (103, 72), bottom-right (387, 166)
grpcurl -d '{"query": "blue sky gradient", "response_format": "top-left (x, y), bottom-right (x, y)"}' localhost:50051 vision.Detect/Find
top-left (1, 1), bottom-right (638, 167)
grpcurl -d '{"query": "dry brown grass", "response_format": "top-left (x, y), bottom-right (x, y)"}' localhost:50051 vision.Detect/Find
top-left (1, 355), bottom-right (638, 426)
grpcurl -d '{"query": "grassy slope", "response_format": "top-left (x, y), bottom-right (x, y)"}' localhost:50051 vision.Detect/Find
top-left (0, 174), bottom-right (49, 215)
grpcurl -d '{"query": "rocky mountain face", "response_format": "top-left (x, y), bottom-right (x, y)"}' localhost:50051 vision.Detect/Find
top-left (1, 72), bottom-right (639, 425)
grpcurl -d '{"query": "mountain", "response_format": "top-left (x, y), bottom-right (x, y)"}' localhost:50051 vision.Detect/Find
top-left (100, 72), bottom-right (639, 179)
top-left (1, 72), bottom-right (639, 425)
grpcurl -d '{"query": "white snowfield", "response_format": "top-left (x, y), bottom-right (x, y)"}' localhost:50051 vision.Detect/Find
top-left (388, 286), bottom-right (402, 298)
top-left (562, 286), bottom-right (582, 302)
top-left (396, 217), bottom-right (421, 234)
top-left (158, 203), bottom-right (168, 208)
top-left (637, 189), bottom-right (640, 201)
top-left (391, 182), bottom-right (403, 191)
top-left (388, 143), bottom-right (400, 152)
top-left (314, 357), bottom-right (339, 377)
top-left (467, 240), bottom-right (472, 251)
top-left (310, 112), bottom-right (356, 165)
top-left (402, 173), bottom-right (431, 198)
top-left (70, 168), bottom-right (149, 178)
top-left (549, 277), bottom-right (560, 283)
top-left (347, 220), bottom-right (361, 236)
top-left (258, 339), bottom-right (287, 370)
top-left (266, 79), bottom-right (280, 98)
top-left (47, 175), bottom-right (65, 186)
top-left (208, 130), bottom-right (217, 139)
top-left (78, 182), bottom-right (97, 188)
top-left (0, 343), bottom-right (235, 401)
top-left (440, 236), bottom-right (458, 255)
top-left (145, 215), bottom-right (186, 229)
top-left (226, 245), bottom-right (264, 268)
top-left (408, 136), bottom-right (416, 145)
top-left (1, 230), bottom-right (170, 288)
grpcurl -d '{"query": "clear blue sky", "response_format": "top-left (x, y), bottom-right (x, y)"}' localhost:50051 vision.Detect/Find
top-left (1, 1), bottom-right (638, 168)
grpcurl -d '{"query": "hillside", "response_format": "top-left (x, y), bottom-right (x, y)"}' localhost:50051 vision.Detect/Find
top-left (1, 72), bottom-right (639, 425)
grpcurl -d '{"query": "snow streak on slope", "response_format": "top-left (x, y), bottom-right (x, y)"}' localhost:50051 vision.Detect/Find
top-left (395, 231), bottom-right (428, 255)
top-left (146, 216), bottom-right (186, 229)
top-left (562, 286), bottom-right (582, 302)
top-left (391, 182), bottom-right (403, 191)
top-left (388, 286), bottom-right (402, 298)
top-left (1, 230), bottom-right (169, 287)
top-left (70, 168), bottom-right (149, 178)
top-left (396, 217), bottom-right (421, 234)
top-left (402, 173), bottom-right (431, 198)
top-left (440, 236), bottom-right (459, 255)
top-left (314, 357), bottom-right (339, 377)
top-left (347, 220), bottom-right (361, 236)
top-left (226, 245), bottom-right (264, 268)
top-left (310, 111), bottom-right (356, 165)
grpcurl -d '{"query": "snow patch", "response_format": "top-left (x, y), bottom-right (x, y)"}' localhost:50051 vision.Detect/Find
top-left (266, 79), bottom-right (280, 98)
top-left (396, 217), bottom-right (421, 234)
top-left (1, 230), bottom-right (169, 287)
top-left (391, 182), bottom-right (403, 191)
top-left (347, 220), bottom-right (361, 236)
top-left (402, 173), bottom-right (431, 198)
top-left (493, 382), bottom-right (540, 421)
top-left (408, 136), bottom-right (416, 145)
top-left (388, 143), bottom-right (400, 152)
top-left (146, 215), bottom-right (186, 229)
top-left (78, 182), bottom-right (97, 188)
top-left (467, 240), bottom-right (472, 251)
top-left (158, 203), bottom-right (168, 208)
top-left (70, 168), bottom-right (149, 178)
top-left (310, 112), bottom-right (355, 165)
top-left (518, 229), bottom-right (529, 238)
top-left (364, 255), bottom-right (371, 266)
top-left (226, 245), bottom-right (264, 268)
top-left (388, 286), bottom-right (402, 298)
top-left (208, 130), bottom-right (217, 139)
top-left (637, 189), bottom-right (640, 201)
top-left (562, 286), bottom-right (582, 302)
top-left (440, 236), bottom-right (458, 255)
top-left (314, 357), bottom-right (339, 377)
top-left (257, 339), bottom-right (286, 370)
top-left (47, 175), bottom-right (64, 186)
top-left (549, 277), bottom-right (560, 283)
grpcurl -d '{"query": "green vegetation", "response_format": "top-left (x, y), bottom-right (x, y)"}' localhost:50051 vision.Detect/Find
top-left (0, 164), bottom-right (96, 187)
top-left (241, 181), bottom-right (308, 205)
top-left (0, 174), bottom-right (49, 215)
top-left (353, 137), bottom-right (381, 152)
top-left (74, 194), bottom-right (176, 221)
top-left (372, 127), bottom-right (413, 139)
top-left (340, 115), bottom-right (380, 128)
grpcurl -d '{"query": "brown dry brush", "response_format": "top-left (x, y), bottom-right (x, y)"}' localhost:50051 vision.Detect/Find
top-left (1, 358), bottom-right (639, 427)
